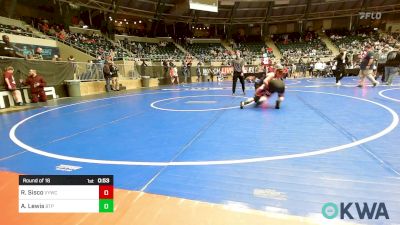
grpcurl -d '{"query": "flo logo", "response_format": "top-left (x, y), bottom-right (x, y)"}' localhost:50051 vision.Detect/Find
top-left (359, 12), bottom-right (382, 19)
top-left (322, 202), bottom-right (389, 220)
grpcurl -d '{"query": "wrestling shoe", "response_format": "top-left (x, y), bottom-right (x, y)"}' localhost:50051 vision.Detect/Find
top-left (275, 100), bottom-right (281, 109)
top-left (240, 101), bottom-right (244, 109)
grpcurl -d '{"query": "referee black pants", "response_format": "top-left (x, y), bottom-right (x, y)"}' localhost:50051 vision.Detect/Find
top-left (335, 65), bottom-right (346, 83)
top-left (232, 71), bottom-right (245, 94)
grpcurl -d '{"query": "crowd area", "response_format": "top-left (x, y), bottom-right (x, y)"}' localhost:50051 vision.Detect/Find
top-left (120, 39), bottom-right (184, 61)
top-left (21, 17), bottom-right (130, 60)
top-left (273, 31), bottom-right (332, 62)
top-left (0, 24), bottom-right (36, 37)
top-left (1, 17), bottom-right (399, 90)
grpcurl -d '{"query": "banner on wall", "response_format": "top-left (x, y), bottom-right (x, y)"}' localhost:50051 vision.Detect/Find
top-left (0, 58), bottom-right (74, 88)
top-left (13, 43), bottom-right (60, 60)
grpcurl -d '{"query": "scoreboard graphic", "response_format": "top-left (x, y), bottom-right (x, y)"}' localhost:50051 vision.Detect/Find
top-left (19, 175), bottom-right (114, 213)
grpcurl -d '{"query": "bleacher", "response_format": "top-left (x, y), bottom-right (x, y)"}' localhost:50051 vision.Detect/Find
top-left (326, 29), bottom-right (379, 51)
top-left (0, 23), bottom-right (40, 38)
top-left (185, 43), bottom-right (227, 62)
top-left (57, 32), bottom-right (131, 60)
top-left (276, 39), bottom-right (332, 60)
top-left (134, 42), bottom-right (184, 61)
top-left (237, 41), bottom-right (275, 60)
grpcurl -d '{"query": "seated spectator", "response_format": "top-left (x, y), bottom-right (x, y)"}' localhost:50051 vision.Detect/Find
top-left (48, 27), bottom-right (56, 36)
top-left (0, 35), bottom-right (25, 58)
top-left (58, 29), bottom-right (67, 40)
top-left (33, 47), bottom-right (43, 60)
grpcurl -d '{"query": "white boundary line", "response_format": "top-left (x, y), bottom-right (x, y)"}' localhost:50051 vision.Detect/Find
top-left (185, 101), bottom-right (217, 104)
top-left (282, 80), bottom-right (301, 86)
top-left (151, 95), bottom-right (247, 112)
top-left (306, 79), bottom-right (333, 84)
top-left (378, 88), bottom-right (400, 102)
top-left (8, 90), bottom-right (399, 166)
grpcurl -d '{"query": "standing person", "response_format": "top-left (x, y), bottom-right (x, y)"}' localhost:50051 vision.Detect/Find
top-left (141, 59), bottom-right (148, 77)
top-left (291, 63), bottom-right (297, 78)
top-left (3, 66), bottom-right (23, 106)
top-left (357, 45), bottom-right (379, 87)
top-left (377, 46), bottom-right (389, 82)
top-left (103, 61), bottom-right (112, 92)
top-left (308, 59), bottom-right (315, 78)
top-left (209, 66), bottom-right (214, 82)
top-left (298, 58), bottom-right (304, 77)
top-left (231, 50), bottom-right (246, 95)
top-left (384, 44), bottom-right (400, 86)
top-left (196, 62), bottom-right (202, 82)
top-left (170, 64), bottom-right (179, 85)
top-left (240, 65), bottom-right (285, 109)
top-left (93, 56), bottom-right (104, 80)
top-left (85, 60), bottom-right (94, 79)
top-left (20, 69), bottom-right (47, 103)
top-left (334, 48), bottom-right (349, 86)
top-left (109, 48), bottom-right (115, 61)
top-left (187, 58), bottom-right (192, 78)
top-left (214, 67), bottom-right (223, 84)
top-left (110, 61), bottom-right (120, 91)
top-left (68, 55), bottom-right (77, 78)
top-left (162, 60), bottom-right (169, 78)
top-left (182, 60), bottom-right (188, 83)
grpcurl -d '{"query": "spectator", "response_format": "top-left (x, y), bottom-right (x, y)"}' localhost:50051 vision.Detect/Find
top-left (109, 48), bottom-right (115, 61)
top-left (103, 61), bottom-right (112, 92)
top-left (170, 64), bottom-right (179, 85)
top-left (162, 60), bottom-right (169, 78)
top-left (182, 60), bottom-right (189, 83)
top-left (3, 66), bottom-right (23, 106)
top-left (51, 55), bottom-right (59, 61)
top-left (33, 47), bottom-right (43, 60)
top-left (84, 60), bottom-right (94, 79)
top-left (196, 62), bottom-right (202, 82)
top-left (20, 69), bottom-right (47, 103)
top-left (384, 44), bottom-right (400, 86)
top-left (68, 55), bottom-right (77, 76)
top-left (110, 61), bottom-right (119, 91)
top-left (141, 59), bottom-right (148, 77)
top-left (58, 29), bottom-right (67, 40)
top-left (0, 35), bottom-right (25, 58)
top-left (357, 45), bottom-right (379, 87)
top-left (377, 46), bottom-right (390, 82)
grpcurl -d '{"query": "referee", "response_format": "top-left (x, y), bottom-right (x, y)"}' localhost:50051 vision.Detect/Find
top-left (231, 50), bottom-right (246, 95)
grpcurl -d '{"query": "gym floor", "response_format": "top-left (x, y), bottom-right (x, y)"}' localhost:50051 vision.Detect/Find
top-left (1, 77), bottom-right (400, 225)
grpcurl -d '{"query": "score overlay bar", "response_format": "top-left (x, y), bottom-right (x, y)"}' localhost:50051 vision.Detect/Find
top-left (19, 175), bottom-right (114, 213)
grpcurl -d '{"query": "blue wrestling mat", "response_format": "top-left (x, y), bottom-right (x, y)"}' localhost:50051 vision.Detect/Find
top-left (1, 76), bottom-right (400, 224)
